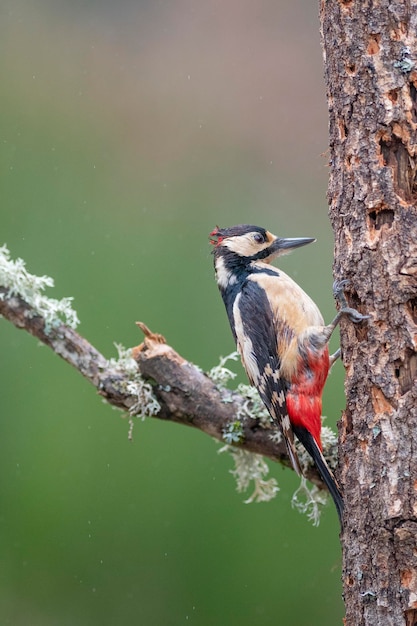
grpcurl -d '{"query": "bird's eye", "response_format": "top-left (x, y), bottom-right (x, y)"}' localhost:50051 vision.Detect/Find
top-left (253, 233), bottom-right (265, 244)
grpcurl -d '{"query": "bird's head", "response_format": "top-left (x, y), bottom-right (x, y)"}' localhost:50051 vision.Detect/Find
top-left (209, 224), bottom-right (315, 264)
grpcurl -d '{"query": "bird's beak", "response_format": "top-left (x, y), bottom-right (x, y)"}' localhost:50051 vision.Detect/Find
top-left (274, 237), bottom-right (316, 251)
top-left (262, 236), bottom-right (316, 261)
top-left (257, 235), bottom-right (316, 263)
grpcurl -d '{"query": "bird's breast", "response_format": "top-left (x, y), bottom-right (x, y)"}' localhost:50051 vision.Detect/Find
top-left (248, 267), bottom-right (324, 330)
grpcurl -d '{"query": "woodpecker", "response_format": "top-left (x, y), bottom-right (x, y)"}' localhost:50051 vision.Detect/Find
top-left (210, 224), bottom-right (368, 522)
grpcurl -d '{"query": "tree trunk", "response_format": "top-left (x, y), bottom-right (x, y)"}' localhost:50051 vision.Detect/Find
top-left (320, 0), bottom-right (417, 624)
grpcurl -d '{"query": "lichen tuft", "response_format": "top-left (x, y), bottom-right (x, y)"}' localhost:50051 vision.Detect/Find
top-left (0, 244), bottom-right (79, 329)
top-left (219, 446), bottom-right (279, 503)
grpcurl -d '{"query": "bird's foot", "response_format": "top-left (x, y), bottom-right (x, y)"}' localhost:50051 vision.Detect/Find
top-left (332, 280), bottom-right (370, 324)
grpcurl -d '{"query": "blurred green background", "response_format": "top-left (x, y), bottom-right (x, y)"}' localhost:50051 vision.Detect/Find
top-left (1, 1), bottom-right (345, 624)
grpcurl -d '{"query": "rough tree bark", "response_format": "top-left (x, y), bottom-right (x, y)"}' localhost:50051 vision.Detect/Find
top-left (321, 0), bottom-right (417, 624)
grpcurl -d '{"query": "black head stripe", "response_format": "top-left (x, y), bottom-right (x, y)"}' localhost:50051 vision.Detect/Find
top-left (251, 245), bottom-right (277, 261)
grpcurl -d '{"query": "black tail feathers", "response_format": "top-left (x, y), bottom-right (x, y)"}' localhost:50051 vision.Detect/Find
top-left (292, 425), bottom-right (344, 525)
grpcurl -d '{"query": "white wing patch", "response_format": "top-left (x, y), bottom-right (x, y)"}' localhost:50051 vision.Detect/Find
top-left (232, 293), bottom-right (261, 385)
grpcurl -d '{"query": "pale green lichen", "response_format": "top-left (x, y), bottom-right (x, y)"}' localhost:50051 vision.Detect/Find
top-left (0, 244), bottom-right (79, 329)
top-left (108, 343), bottom-right (161, 420)
top-left (320, 425), bottom-right (340, 469)
top-left (219, 446), bottom-right (279, 503)
top-left (207, 351), bottom-right (239, 386)
top-left (222, 420), bottom-right (245, 444)
top-left (108, 343), bottom-right (161, 441)
top-left (108, 343), bottom-right (140, 377)
top-left (291, 476), bottom-right (329, 526)
top-left (235, 382), bottom-right (272, 429)
top-left (394, 46), bottom-right (415, 73)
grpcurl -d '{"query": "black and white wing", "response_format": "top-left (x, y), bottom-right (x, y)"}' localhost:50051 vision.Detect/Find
top-left (231, 275), bottom-right (302, 475)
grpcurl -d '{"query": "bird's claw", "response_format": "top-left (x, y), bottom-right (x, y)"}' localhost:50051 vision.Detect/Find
top-left (333, 280), bottom-right (370, 324)
top-left (332, 279), bottom-right (350, 301)
top-left (340, 307), bottom-right (370, 324)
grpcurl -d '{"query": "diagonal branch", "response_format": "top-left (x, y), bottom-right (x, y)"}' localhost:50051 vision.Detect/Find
top-left (0, 285), bottom-right (330, 488)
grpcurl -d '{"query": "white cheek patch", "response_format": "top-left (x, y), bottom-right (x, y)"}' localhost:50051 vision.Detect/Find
top-left (215, 256), bottom-right (237, 289)
top-left (223, 235), bottom-right (253, 257)
top-left (223, 233), bottom-right (270, 258)
top-left (232, 294), bottom-right (260, 384)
